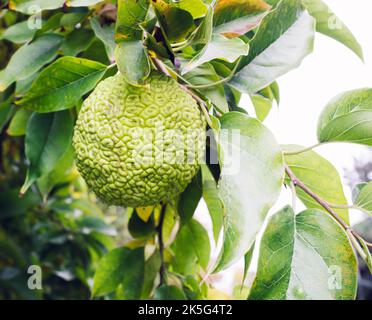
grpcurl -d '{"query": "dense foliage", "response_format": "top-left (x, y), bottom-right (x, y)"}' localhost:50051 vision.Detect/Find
top-left (0, 0), bottom-right (372, 300)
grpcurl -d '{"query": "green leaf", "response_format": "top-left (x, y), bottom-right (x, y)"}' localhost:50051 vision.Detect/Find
top-left (213, 0), bottom-right (270, 38)
top-left (67, 0), bottom-right (104, 6)
top-left (153, 0), bottom-right (195, 42)
top-left (154, 285), bottom-right (187, 300)
top-left (128, 211), bottom-right (156, 239)
top-left (60, 12), bottom-right (89, 31)
top-left (20, 110), bottom-right (74, 195)
top-left (114, 0), bottom-right (151, 84)
top-left (93, 247), bottom-right (145, 298)
top-left (230, 0), bottom-right (315, 93)
top-left (248, 206), bottom-right (358, 300)
top-left (181, 34), bottom-right (249, 75)
top-left (9, 0), bottom-right (64, 14)
top-left (178, 170), bottom-right (202, 224)
top-left (90, 17), bottom-right (116, 61)
top-left (61, 28), bottom-right (95, 56)
top-left (201, 164), bottom-right (224, 243)
top-left (302, 0), bottom-right (363, 61)
top-left (0, 188), bottom-right (40, 219)
top-left (7, 108), bottom-right (33, 136)
top-left (114, 41), bottom-right (151, 85)
top-left (354, 181), bottom-right (372, 214)
top-left (283, 145), bottom-right (349, 223)
top-left (215, 112), bottom-right (284, 271)
top-left (317, 88), bottom-right (372, 146)
top-left (173, 0), bottom-right (208, 19)
top-left (171, 219), bottom-right (211, 275)
top-left (0, 34), bottom-right (63, 92)
top-left (18, 57), bottom-right (108, 113)
top-left (141, 250), bottom-right (161, 298)
top-left (183, 63), bottom-right (228, 114)
top-left (37, 144), bottom-right (75, 197)
top-left (192, 5), bottom-right (213, 45)
top-left (116, 0), bottom-right (150, 41)
top-left (0, 95), bottom-right (14, 133)
top-left (0, 21), bottom-right (36, 43)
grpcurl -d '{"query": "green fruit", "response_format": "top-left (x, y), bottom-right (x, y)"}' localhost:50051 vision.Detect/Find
top-left (73, 71), bottom-right (205, 207)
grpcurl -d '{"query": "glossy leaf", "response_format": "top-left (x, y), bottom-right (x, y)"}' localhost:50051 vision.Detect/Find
top-left (0, 34), bottom-right (63, 92)
top-left (9, 0), bottom-right (64, 13)
top-left (283, 145), bottom-right (349, 223)
top-left (154, 285), bottom-right (187, 300)
top-left (90, 17), bottom-right (116, 61)
top-left (183, 63), bottom-right (228, 114)
top-left (171, 219), bottom-right (211, 275)
top-left (21, 110), bottom-right (74, 194)
top-left (0, 21), bottom-right (36, 43)
top-left (18, 57), bottom-right (108, 113)
top-left (248, 206), bottom-right (358, 300)
top-left (317, 88), bottom-right (372, 146)
top-left (174, 0), bottom-right (208, 19)
top-left (178, 170), bottom-right (202, 224)
top-left (37, 145), bottom-right (75, 197)
top-left (201, 164), bottom-right (224, 243)
top-left (7, 108), bottom-right (33, 136)
top-left (61, 28), bottom-right (95, 56)
top-left (215, 112), bottom-right (284, 271)
top-left (93, 247), bottom-right (145, 298)
top-left (114, 41), bottom-right (151, 85)
top-left (181, 34), bottom-right (249, 75)
top-left (153, 0), bottom-right (195, 42)
top-left (230, 0), bottom-right (315, 93)
top-left (303, 0), bottom-right (363, 61)
top-left (213, 0), bottom-right (270, 38)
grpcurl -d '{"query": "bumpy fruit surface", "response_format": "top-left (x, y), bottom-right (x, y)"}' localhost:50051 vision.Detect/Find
top-left (73, 71), bottom-right (205, 207)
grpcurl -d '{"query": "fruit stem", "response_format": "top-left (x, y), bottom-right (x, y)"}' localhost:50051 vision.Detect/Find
top-left (157, 203), bottom-right (167, 286)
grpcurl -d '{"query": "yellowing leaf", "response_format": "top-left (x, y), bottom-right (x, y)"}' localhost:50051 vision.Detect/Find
top-left (136, 206), bottom-right (154, 222)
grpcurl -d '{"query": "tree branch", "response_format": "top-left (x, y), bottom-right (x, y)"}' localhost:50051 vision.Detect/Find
top-left (156, 203), bottom-right (167, 286)
top-left (285, 164), bottom-right (372, 248)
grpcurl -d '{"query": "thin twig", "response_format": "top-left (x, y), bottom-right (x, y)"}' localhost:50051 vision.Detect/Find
top-left (285, 165), bottom-right (349, 229)
top-left (156, 204), bottom-right (167, 286)
top-left (285, 164), bottom-right (372, 248)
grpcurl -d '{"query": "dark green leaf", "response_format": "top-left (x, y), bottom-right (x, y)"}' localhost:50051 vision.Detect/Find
top-left (93, 246), bottom-right (145, 298)
top-left (21, 110), bottom-right (74, 194)
top-left (154, 285), bottom-right (187, 300)
top-left (18, 57), bottom-right (108, 112)
top-left (178, 170), bottom-right (202, 224)
top-left (61, 28), bottom-right (95, 56)
top-left (0, 34), bottom-right (63, 92)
